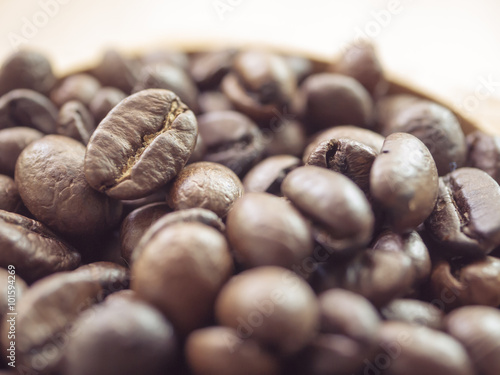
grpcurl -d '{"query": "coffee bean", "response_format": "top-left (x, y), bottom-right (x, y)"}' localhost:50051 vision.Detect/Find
top-left (121, 188), bottom-right (167, 216)
top-left (263, 118), bottom-right (307, 158)
top-left (445, 306), bottom-right (500, 375)
top-left (0, 175), bottom-right (20, 212)
top-left (425, 167), bottom-right (500, 256)
top-left (167, 162), bottom-right (243, 218)
top-left (189, 49), bottom-right (237, 90)
top-left (380, 299), bottom-right (444, 330)
top-left (466, 130), bottom-right (500, 184)
top-left (372, 322), bottom-right (475, 375)
top-left (0, 127), bottom-right (43, 176)
top-left (63, 292), bottom-right (178, 375)
top-left (133, 63), bottom-right (200, 113)
top-left (85, 89), bottom-right (198, 200)
top-left (243, 155), bottom-right (301, 195)
top-left (0, 89), bottom-right (58, 133)
top-left (198, 91), bottom-right (233, 113)
top-left (376, 96), bottom-right (467, 175)
top-left (50, 73), bottom-right (101, 107)
top-left (370, 132), bottom-right (439, 233)
top-left (187, 133), bottom-right (206, 163)
top-left (295, 73), bottom-right (373, 133)
top-left (0, 50), bottom-right (56, 96)
top-left (216, 266), bottom-right (318, 355)
top-left (120, 202), bottom-right (171, 264)
top-left (429, 256), bottom-right (500, 310)
top-left (282, 166), bottom-right (374, 255)
top-left (186, 327), bottom-right (280, 375)
top-left (0, 210), bottom-right (80, 283)
top-left (197, 111), bottom-right (265, 176)
top-left (90, 50), bottom-right (141, 93)
top-left (88, 86), bottom-right (127, 124)
top-left (132, 222), bottom-right (233, 335)
top-left (227, 193), bottom-right (313, 269)
top-left (56, 100), bottom-right (96, 144)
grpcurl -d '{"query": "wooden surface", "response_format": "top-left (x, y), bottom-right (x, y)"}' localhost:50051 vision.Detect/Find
top-left (0, 0), bottom-right (499, 134)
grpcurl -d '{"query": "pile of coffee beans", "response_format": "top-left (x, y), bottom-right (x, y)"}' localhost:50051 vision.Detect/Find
top-left (1, 42), bottom-right (500, 375)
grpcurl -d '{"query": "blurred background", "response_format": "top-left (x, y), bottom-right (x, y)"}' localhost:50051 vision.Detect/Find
top-left (1, 0), bottom-right (499, 133)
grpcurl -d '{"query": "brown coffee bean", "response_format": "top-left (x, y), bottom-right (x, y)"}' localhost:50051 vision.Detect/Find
top-left (370, 132), bottom-right (439, 233)
top-left (121, 189), bottom-right (167, 216)
top-left (215, 266), bottom-right (319, 355)
top-left (132, 222), bottom-right (233, 335)
top-left (189, 49), bottom-right (237, 90)
top-left (56, 100), bottom-right (96, 144)
top-left (263, 118), bottom-right (306, 157)
top-left (187, 133), bottom-right (206, 163)
top-left (380, 299), bottom-right (444, 330)
top-left (50, 73), bottom-right (101, 107)
top-left (0, 89), bottom-right (58, 133)
top-left (167, 162), bottom-right (243, 218)
top-left (16, 135), bottom-right (123, 237)
top-left (0, 175), bottom-right (20, 212)
top-left (198, 91), bottom-right (233, 113)
top-left (0, 210), bottom-right (80, 283)
top-left (85, 89), bottom-right (198, 200)
top-left (88, 86), bottom-right (127, 124)
top-left (466, 130), bottom-right (500, 184)
top-left (186, 327), bottom-right (280, 375)
top-left (0, 127), bottom-right (43, 176)
top-left (90, 50), bottom-right (141, 93)
top-left (227, 193), bottom-right (313, 269)
top-left (445, 306), bottom-right (500, 375)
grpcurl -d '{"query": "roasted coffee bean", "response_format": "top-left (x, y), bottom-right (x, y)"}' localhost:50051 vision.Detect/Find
top-left (425, 167), bottom-right (500, 256)
top-left (243, 155), bottom-right (301, 195)
top-left (16, 135), bottom-right (122, 237)
top-left (334, 41), bottom-right (387, 97)
top-left (197, 111), bottom-right (265, 176)
top-left (189, 49), bottom-right (237, 90)
top-left (0, 268), bottom-right (27, 320)
top-left (466, 130), bottom-right (500, 184)
top-left (306, 137), bottom-right (377, 195)
top-left (63, 292), bottom-right (178, 375)
top-left (376, 96), bottom-right (467, 175)
top-left (0, 175), bottom-right (20, 212)
top-left (0, 262), bottom-right (129, 373)
top-left (132, 222), bottom-right (233, 335)
top-left (445, 305), bottom-right (500, 375)
top-left (186, 327), bottom-right (280, 375)
top-left (85, 89), bottom-right (198, 200)
top-left (227, 193), bottom-right (313, 269)
top-left (215, 266), bottom-right (318, 355)
top-left (50, 73), bottom-right (101, 107)
top-left (288, 289), bottom-right (380, 375)
top-left (370, 132), bottom-right (439, 233)
top-left (0, 50), bottom-right (56, 96)
top-left (0, 127), bottom-right (43, 176)
top-left (88, 86), bottom-right (127, 124)
top-left (167, 162), bottom-right (243, 218)
top-left (0, 210), bottom-right (80, 283)
top-left (263, 118), bottom-right (306, 157)
top-left (295, 73), bottom-right (373, 133)
top-left (120, 202), bottom-right (171, 264)
top-left (56, 100), bottom-right (96, 144)
top-left (133, 63), bottom-right (199, 113)
top-left (429, 257), bottom-right (500, 310)
top-left (198, 91), bottom-right (233, 113)
top-left (0, 89), bottom-right (58, 133)
top-left (90, 50), bottom-right (141, 93)
top-left (380, 299), bottom-right (444, 330)
top-left (372, 322), bottom-right (475, 375)
top-left (282, 166), bottom-right (374, 255)
top-left (222, 51), bottom-right (296, 123)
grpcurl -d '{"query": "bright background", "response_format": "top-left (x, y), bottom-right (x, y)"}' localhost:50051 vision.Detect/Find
top-left (1, 0), bottom-right (499, 134)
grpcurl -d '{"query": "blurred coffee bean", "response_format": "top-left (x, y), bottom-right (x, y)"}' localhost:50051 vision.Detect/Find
top-left (0, 127), bottom-right (43, 176)
top-left (466, 130), bottom-right (500, 184)
top-left (215, 266), bottom-right (319, 355)
top-left (282, 166), bottom-right (374, 256)
top-left (189, 49), bottom-right (237, 90)
top-left (380, 299), bottom-right (444, 330)
top-left (90, 50), bottom-right (141, 93)
top-left (295, 73), bottom-right (373, 133)
top-left (0, 175), bottom-right (20, 213)
top-left (263, 118), bottom-right (306, 157)
top-left (88, 86), bottom-right (127, 124)
top-left (167, 162), bottom-right (243, 218)
top-left (132, 222), bottom-right (233, 335)
top-left (0, 210), bottom-right (80, 283)
top-left (0, 89), bottom-right (58, 133)
top-left (50, 73), bottom-right (101, 107)
top-left (197, 111), bottom-right (264, 176)
top-left (425, 167), bottom-right (500, 256)
top-left (198, 91), bottom-right (233, 113)
top-left (0, 50), bottom-right (56, 96)
top-left (56, 100), bottom-right (95, 144)
top-left (186, 326), bottom-right (280, 375)
top-left (16, 135), bottom-right (122, 237)
top-left (85, 89), bottom-right (198, 200)
top-left (370, 132), bottom-right (439, 233)
top-left (445, 305), bottom-right (500, 375)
